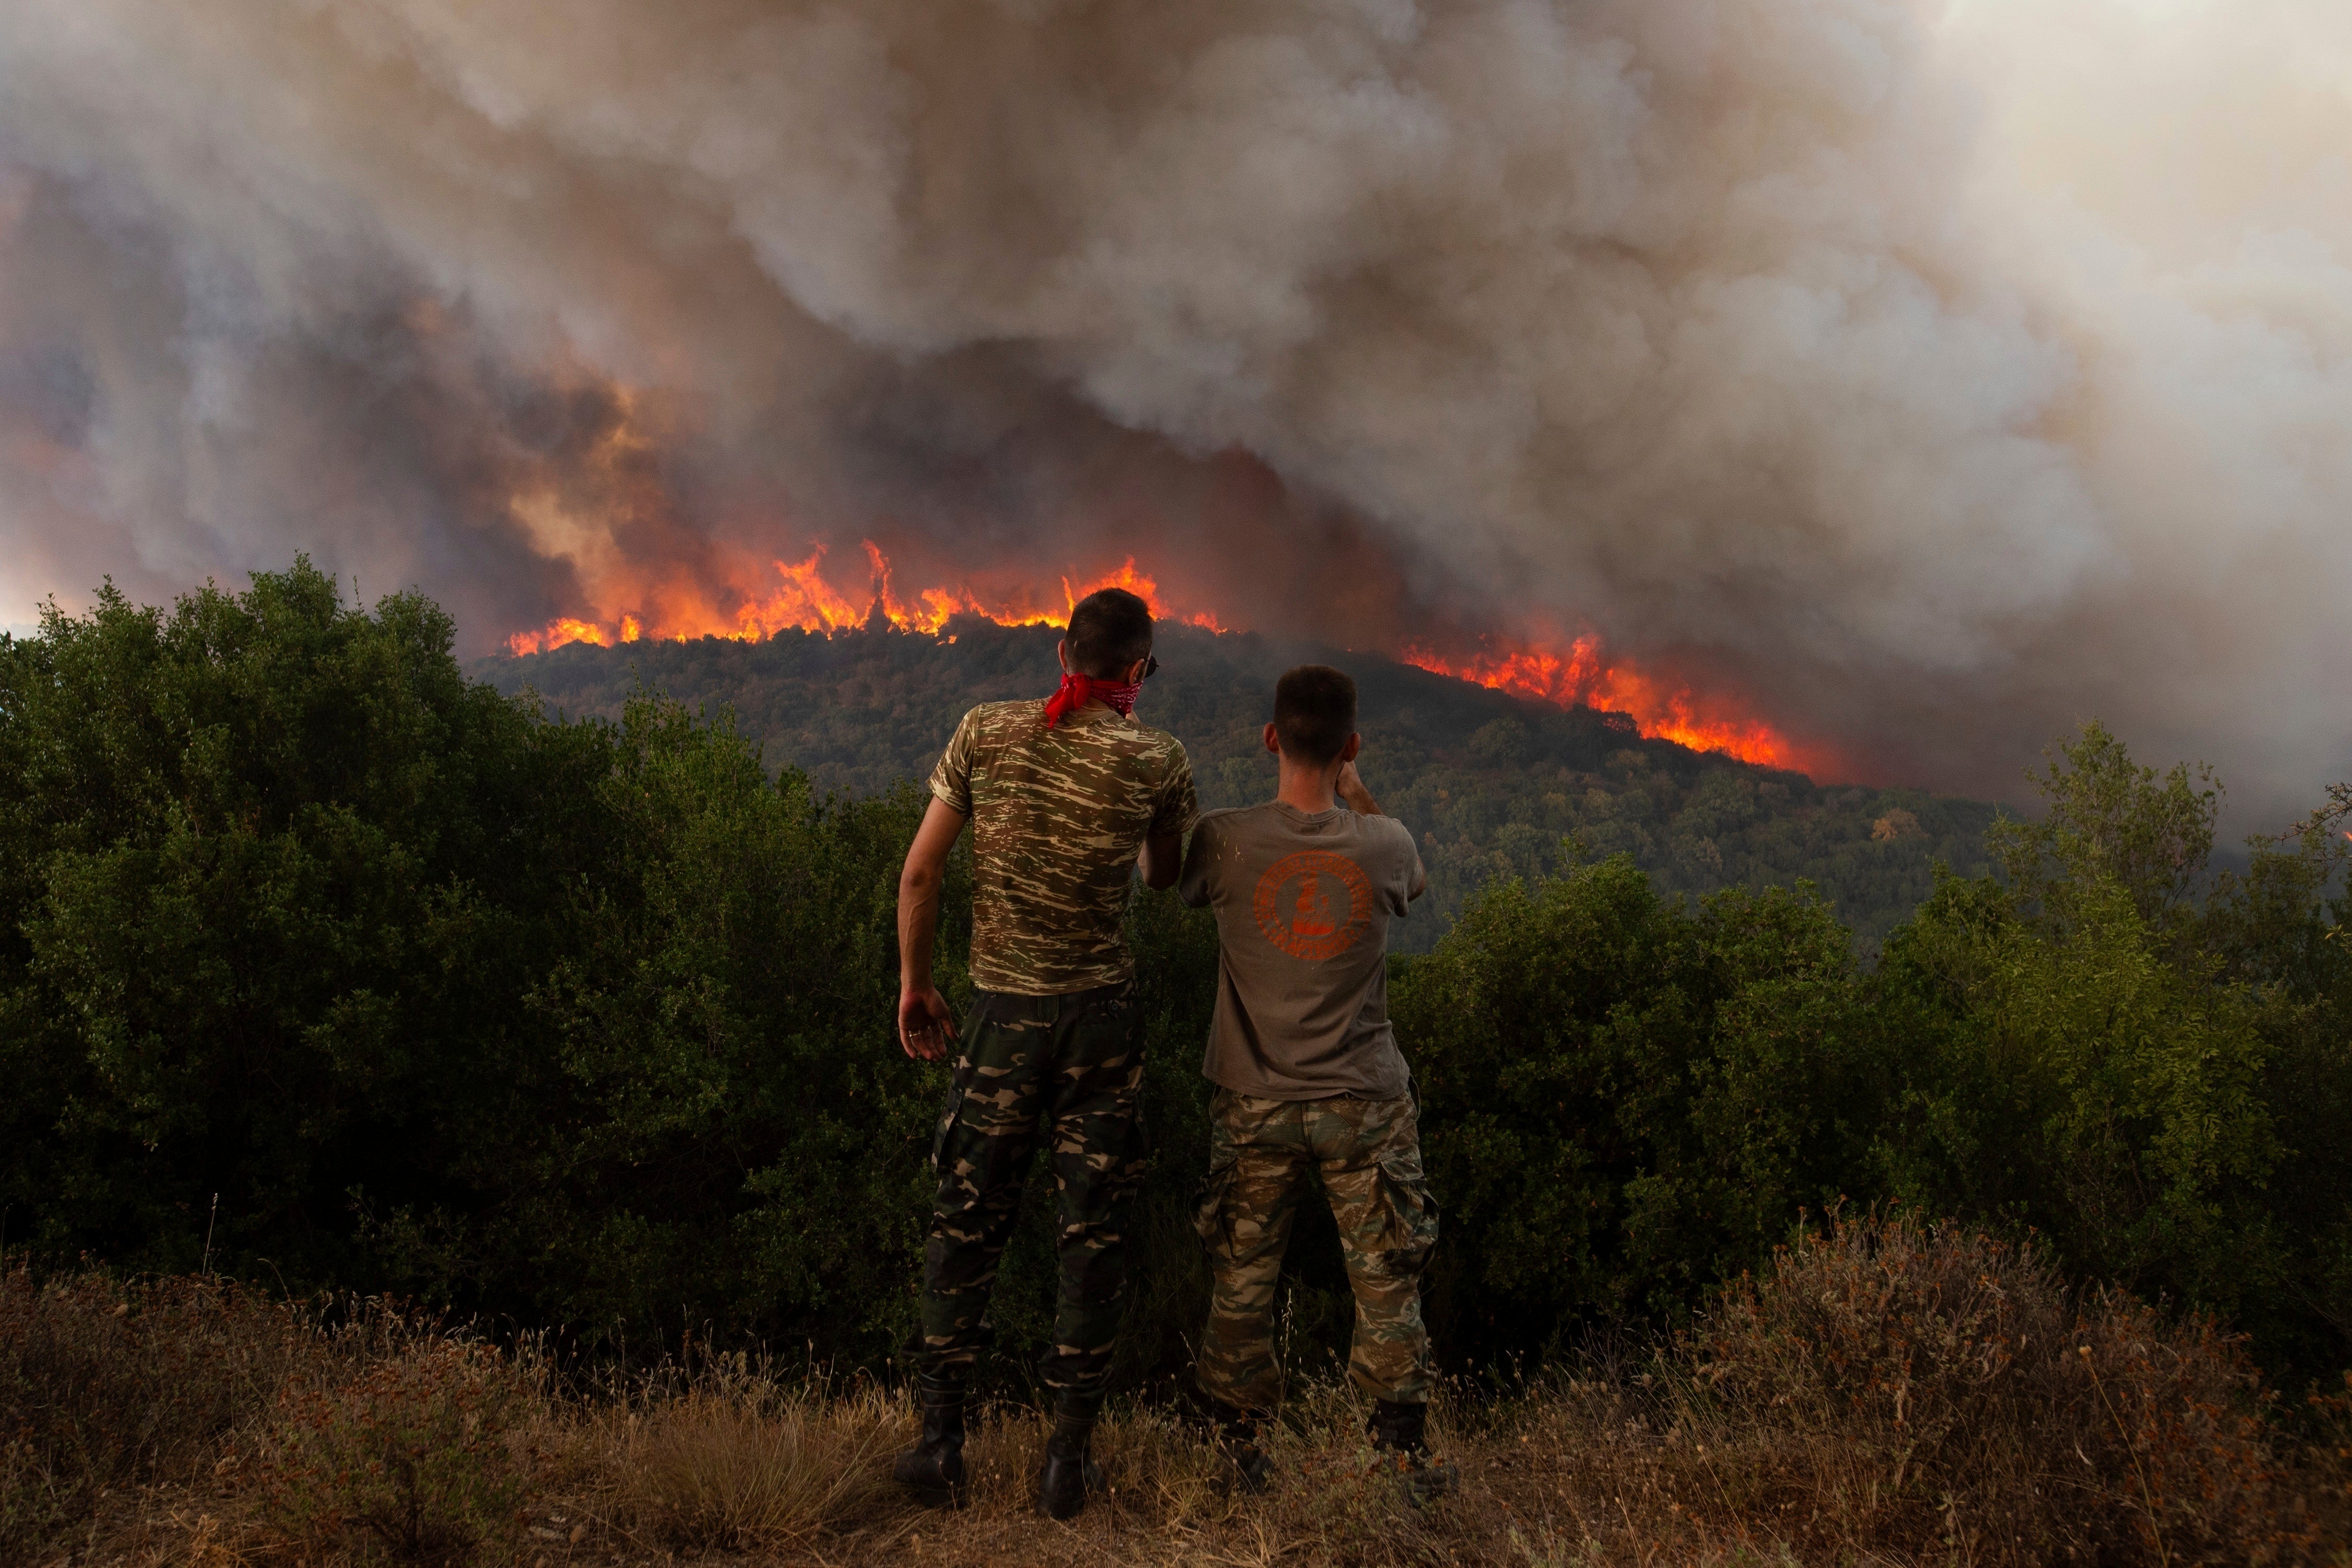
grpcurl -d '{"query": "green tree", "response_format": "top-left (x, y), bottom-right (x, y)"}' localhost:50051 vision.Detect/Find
top-left (0, 561), bottom-right (590, 1279)
top-left (1393, 858), bottom-right (1880, 1352)
top-left (1875, 722), bottom-right (2348, 1378)
top-left (1985, 720), bottom-right (2219, 952)
top-left (8, 574), bottom-right (2346, 1389)
top-left (1874, 873), bottom-right (2281, 1319)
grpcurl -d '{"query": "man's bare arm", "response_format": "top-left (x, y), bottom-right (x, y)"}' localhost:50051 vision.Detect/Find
top-left (1337, 759), bottom-right (1427, 899)
top-left (1335, 760), bottom-right (1382, 817)
top-left (897, 795), bottom-right (969, 1061)
top-left (1137, 828), bottom-right (1183, 891)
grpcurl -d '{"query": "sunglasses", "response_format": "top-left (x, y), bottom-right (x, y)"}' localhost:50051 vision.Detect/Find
top-left (1142, 654), bottom-right (1160, 679)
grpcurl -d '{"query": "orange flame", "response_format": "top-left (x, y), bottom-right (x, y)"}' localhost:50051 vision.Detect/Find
top-left (1399, 639), bottom-right (1807, 770)
top-left (505, 617), bottom-right (613, 656)
top-left (504, 543), bottom-right (1221, 656)
top-left (505, 538), bottom-right (1805, 770)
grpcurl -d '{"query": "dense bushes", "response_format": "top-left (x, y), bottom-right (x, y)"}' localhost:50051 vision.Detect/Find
top-left (0, 564), bottom-right (965, 1360)
top-left (4, 566), bottom-right (2349, 1402)
top-left (1400, 725), bottom-right (2352, 1385)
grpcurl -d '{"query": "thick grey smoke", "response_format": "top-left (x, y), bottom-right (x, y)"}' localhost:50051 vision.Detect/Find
top-left (0, 0), bottom-right (2344, 817)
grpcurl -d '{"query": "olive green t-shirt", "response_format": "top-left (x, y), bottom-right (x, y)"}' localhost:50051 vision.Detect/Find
top-left (928, 699), bottom-right (1198, 996)
top-left (1177, 801), bottom-right (1425, 1099)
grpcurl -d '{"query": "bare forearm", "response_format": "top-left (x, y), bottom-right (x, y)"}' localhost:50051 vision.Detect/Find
top-left (898, 866), bottom-right (941, 987)
top-left (1333, 759), bottom-right (1382, 817)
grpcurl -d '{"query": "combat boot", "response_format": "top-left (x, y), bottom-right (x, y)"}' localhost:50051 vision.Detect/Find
top-left (892, 1371), bottom-right (969, 1508)
top-left (1034, 1390), bottom-right (1106, 1520)
top-left (1367, 1398), bottom-right (1458, 1506)
top-left (1210, 1401), bottom-right (1274, 1495)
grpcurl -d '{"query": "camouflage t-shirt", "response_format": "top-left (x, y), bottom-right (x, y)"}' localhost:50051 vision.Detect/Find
top-left (928, 699), bottom-right (1198, 996)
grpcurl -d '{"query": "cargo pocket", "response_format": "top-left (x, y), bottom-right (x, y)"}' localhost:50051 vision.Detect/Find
top-left (930, 995), bottom-right (992, 1171)
top-left (929, 1081), bottom-right (967, 1172)
top-left (1114, 1104), bottom-right (1155, 1190)
top-left (1375, 1154), bottom-right (1440, 1277)
top-left (1192, 1160), bottom-right (1239, 1256)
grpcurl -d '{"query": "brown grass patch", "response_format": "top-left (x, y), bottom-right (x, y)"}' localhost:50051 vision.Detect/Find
top-left (5, 1216), bottom-right (2347, 1566)
top-left (586, 1371), bottom-right (908, 1551)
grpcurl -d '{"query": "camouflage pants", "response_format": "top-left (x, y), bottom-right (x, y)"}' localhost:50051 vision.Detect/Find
top-left (916, 981), bottom-right (1148, 1396)
top-left (1193, 1088), bottom-right (1440, 1409)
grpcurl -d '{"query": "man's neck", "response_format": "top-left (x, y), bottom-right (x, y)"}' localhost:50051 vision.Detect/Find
top-left (1274, 763), bottom-right (1340, 814)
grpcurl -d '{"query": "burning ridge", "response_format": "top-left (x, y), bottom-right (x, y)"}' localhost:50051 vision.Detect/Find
top-left (506, 544), bottom-right (1811, 772)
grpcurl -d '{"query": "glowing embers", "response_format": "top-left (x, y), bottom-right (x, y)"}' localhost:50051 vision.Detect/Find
top-left (1399, 638), bottom-right (1801, 770)
top-left (503, 544), bottom-right (1221, 656)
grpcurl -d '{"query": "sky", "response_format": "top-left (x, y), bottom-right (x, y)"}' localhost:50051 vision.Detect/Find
top-left (0, 0), bottom-right (2344, 822)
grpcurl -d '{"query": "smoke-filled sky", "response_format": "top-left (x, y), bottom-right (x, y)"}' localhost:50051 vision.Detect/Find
top-left (0, 0), bottom-right (2345, 819)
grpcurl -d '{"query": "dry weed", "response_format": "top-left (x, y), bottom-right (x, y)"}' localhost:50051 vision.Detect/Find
top-left (1678, 1209), bottom-right (2306, 1563)
top-left (5, 1231), bottom-right (2347, 1567)
top-left (0, 1261), bottom-right (305, 1560)
top-left (252, 1332), bottom-right (533, 1563)
top-left (589, 1374), bottom-right (906, 1550)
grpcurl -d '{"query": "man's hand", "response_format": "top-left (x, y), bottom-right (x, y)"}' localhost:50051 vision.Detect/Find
top-left (899, 985), bottom-right (957, 1062)
top-left (897, 796), bottom-right (967, 1062)
top-left (1336, 759), bottom-right (1382, 817)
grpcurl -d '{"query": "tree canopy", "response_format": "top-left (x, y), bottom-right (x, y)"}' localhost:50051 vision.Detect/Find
top-left (4, 564), bottom-right (2346, 1392)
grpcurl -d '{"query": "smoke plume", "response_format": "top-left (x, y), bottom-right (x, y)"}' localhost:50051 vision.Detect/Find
top-left (0, 0), bottom-right (2345, 816)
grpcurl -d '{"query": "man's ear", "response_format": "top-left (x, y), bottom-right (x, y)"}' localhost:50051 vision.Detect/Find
top-left (1057, 638), bottom-right (1071, 674)
top-left (1263, 722), bottom-right (1282, 756)
top-left (1340, 733), bottom-right (1363, 763)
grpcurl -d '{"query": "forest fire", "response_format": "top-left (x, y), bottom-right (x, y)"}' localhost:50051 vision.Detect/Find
top-left (1399, 640), bottom-right (1804, 770)
top-left (503, 545), bottom-right (1223, 656)
top-left (507, 545), bottom-right (1808, 769)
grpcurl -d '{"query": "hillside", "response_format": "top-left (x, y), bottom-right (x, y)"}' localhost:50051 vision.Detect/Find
top-left (478, 619), bottom-right (1999, 951)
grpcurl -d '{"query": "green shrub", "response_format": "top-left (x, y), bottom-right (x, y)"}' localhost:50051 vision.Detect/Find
top-left (3, 570), bottom-right (2347, 1393)
top-left (1394, 859), bottom-right (1880, 1353)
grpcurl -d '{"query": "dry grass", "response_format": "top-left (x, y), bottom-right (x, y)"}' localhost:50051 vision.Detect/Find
top-left (5, 1217), bottom-right (2348, 1567)
top-left (584, 1369), bottom-right (907, 1550)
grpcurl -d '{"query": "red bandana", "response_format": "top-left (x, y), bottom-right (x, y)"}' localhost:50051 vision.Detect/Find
top-left (1043, 672), bottom-right (1142, 728)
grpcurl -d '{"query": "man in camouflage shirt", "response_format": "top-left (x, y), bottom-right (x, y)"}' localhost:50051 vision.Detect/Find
top-left (891, 587), bottom-right (1197, 1520)
top-left (1178, 665), bottom-right (1453, 1502)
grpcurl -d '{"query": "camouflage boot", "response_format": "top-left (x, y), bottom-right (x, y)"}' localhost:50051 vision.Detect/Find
top-left (1211, 1401), bottom-right (1274, 1495)
top-left (1035, 1391), bottom-right (1106, 1520)
top-left (892, 1372), bottom-right (969, 1508)
top-left (1367, 1399), bottom-right (1457, 1506)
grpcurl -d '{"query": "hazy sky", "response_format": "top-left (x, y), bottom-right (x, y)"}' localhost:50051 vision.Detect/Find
top-left (0, 0), bottom-right (2344, 820)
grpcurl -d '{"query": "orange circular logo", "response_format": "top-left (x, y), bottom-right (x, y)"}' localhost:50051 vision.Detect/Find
top-left (1253, 850), bottom-right (1375, 961)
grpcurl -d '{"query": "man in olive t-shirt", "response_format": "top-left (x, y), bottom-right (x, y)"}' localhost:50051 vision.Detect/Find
top-left (890, 587), bottom-right (1197, 1521)
top-left (1177, 664), bottom-right (1452, 1501)
top-left (1182, 791), bottom-right (1422, 1100)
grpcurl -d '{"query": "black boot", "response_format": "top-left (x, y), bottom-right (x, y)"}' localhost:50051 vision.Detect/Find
top-left (892, 1372), bottom-right (969, 1508)
top-left (1211, 1402), bottom-right (1274, 1495)
top-left (1367, 1398), bottom-right (1457, 1505)
top-left (1034, 1391), bottom-right (1106, 1520)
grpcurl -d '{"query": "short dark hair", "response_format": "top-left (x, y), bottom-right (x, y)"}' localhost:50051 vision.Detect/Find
top-left (1274, 664), bottom-right (1357, 764)
top-left (1066, 587), bottom-right (1154, 677)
